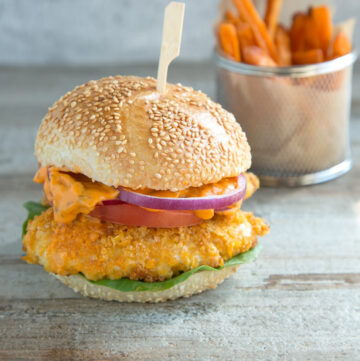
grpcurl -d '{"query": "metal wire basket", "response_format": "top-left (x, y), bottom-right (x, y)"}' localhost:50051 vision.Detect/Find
top-left (215, 51), bottom-right (357, 186)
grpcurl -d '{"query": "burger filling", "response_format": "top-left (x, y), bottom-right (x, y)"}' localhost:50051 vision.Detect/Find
top-left (33, 166), bottom-right (259, 224)
top-left (23, 167), bottom-right (268, 285)
top-left (23, 207), bottom-right (268, 282)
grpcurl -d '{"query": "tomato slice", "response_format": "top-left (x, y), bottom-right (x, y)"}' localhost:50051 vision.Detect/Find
top-left (89, 203), bottom-right (203, 228)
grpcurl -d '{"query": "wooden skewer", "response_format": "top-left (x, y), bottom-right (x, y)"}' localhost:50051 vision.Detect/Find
top-left (157, 2), bottom-right (185, 94)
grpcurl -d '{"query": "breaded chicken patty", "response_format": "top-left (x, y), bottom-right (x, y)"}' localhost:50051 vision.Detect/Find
top-left (23, 208), bottom-right (268, 282)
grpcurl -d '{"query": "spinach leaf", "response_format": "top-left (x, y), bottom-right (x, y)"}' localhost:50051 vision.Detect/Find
top-left (22, 201), bottom-right (49, 237)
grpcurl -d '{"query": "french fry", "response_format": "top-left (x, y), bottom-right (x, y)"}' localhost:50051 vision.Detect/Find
top-left (217, 1), bottom-right (352, 69)
top-left (304, 14), bottom-right (320, 50)
top-left (233, 0), bottom-right (278, 62)
top-left (218, 22), bottom-right (241, 61)
top-left (225, 10), bottom-right (241, 26)
top-left (330, 31), bottom-right (352, 58)
top-left (292, 49), bottom-right (324, 65)
top-left (275, 25), bottom-right (291, 66)
top-left (243, 46), bottom-right (277, 66)
top-left (237, 23), bottom-right (255, 58)
top-left (233, 0), bottom-right (267, 56)
top-left (264, 0), bottom-right (283, 39)
top-left (310, 6), bottom-right (333, 56)
top-left (290, 13), bottom-right (307, 52)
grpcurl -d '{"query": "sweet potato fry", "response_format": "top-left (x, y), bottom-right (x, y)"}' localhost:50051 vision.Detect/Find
top-left (225, 10), bottom-right (241, 26)
top-left (290, 13), bottom-right (307, 52)
top-left (243, 46), bottom-right (277, 66)
top-left (292, 49), bottom-right (324, 65)
top-left (233, 0), bottom-right (278, 62)
top-left (310, 6), bottom-right (333, 56)
top-left (218, 22), bottom-right (241, 61)
top-left (275, 25), bottom-right (291, 66)
top-left (237, 23), bottom-right (255, 57)
top-left (330, 31), bottom-right (352, 58)
top-left (304, 14), bottom-right (320, 50)
top-left (264, 0), bottom-right (283, 39)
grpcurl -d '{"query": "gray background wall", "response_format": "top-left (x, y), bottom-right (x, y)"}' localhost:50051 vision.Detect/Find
top-left (0, 0), bottom-right (359, 65)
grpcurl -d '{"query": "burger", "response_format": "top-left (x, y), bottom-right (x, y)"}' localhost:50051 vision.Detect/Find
top-left (22, 75), bottom-right (269, 302)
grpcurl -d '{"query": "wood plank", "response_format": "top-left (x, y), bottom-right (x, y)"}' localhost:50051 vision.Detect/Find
top-left (1, 293), bottom-right (360, 360)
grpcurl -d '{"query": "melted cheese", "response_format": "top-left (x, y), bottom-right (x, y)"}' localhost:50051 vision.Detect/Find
top-left (34, 167), bottom-right (119, 223)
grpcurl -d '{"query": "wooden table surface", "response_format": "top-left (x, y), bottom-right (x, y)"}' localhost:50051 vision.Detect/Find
top-left (1, 64), bottom-right (360, 361)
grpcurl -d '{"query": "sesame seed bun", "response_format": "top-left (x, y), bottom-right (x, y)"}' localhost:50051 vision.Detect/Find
top-left (54, 265), bottom-right (238, 303)
top-left (35, 75), bottom-right (251, 190)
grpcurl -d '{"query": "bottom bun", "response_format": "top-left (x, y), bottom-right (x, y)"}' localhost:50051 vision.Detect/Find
top-left (54, 266), bottom-right (239, 303)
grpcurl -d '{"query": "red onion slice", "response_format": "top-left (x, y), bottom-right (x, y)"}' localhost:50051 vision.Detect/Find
top-left (116, 174), bottom-right (246, 211)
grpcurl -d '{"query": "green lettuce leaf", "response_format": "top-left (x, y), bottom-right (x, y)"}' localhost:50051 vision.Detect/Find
top-left (22, 201), bottom-right (50, 237)
top-left (86, 245), bottom-right (261, 292)
top-left (22, 201), bottom-right (261, 293)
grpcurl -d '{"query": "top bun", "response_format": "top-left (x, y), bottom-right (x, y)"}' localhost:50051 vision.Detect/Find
top-left (35, 76), bottom-right (251, 191)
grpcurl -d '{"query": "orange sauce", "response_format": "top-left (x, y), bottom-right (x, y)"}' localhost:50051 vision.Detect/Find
top-left (34, 167), bottom-right (249, 223)
top-left (131, 177), bottom-right (239, 198)
top-left (34, 167), bottom-right (119, 223)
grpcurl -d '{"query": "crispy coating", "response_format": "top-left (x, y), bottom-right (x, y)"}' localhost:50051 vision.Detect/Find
top-left (245, 172), bottom-right (260, 199)
top-left (23, 209), bottom-right (268, 282)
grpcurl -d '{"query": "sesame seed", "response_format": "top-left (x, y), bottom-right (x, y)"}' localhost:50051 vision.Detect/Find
top-left (37, 75), bottom-right (247, 191)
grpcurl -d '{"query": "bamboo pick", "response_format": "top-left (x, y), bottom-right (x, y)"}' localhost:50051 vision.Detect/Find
top-left (157, 2), bottom-right (185, 94)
